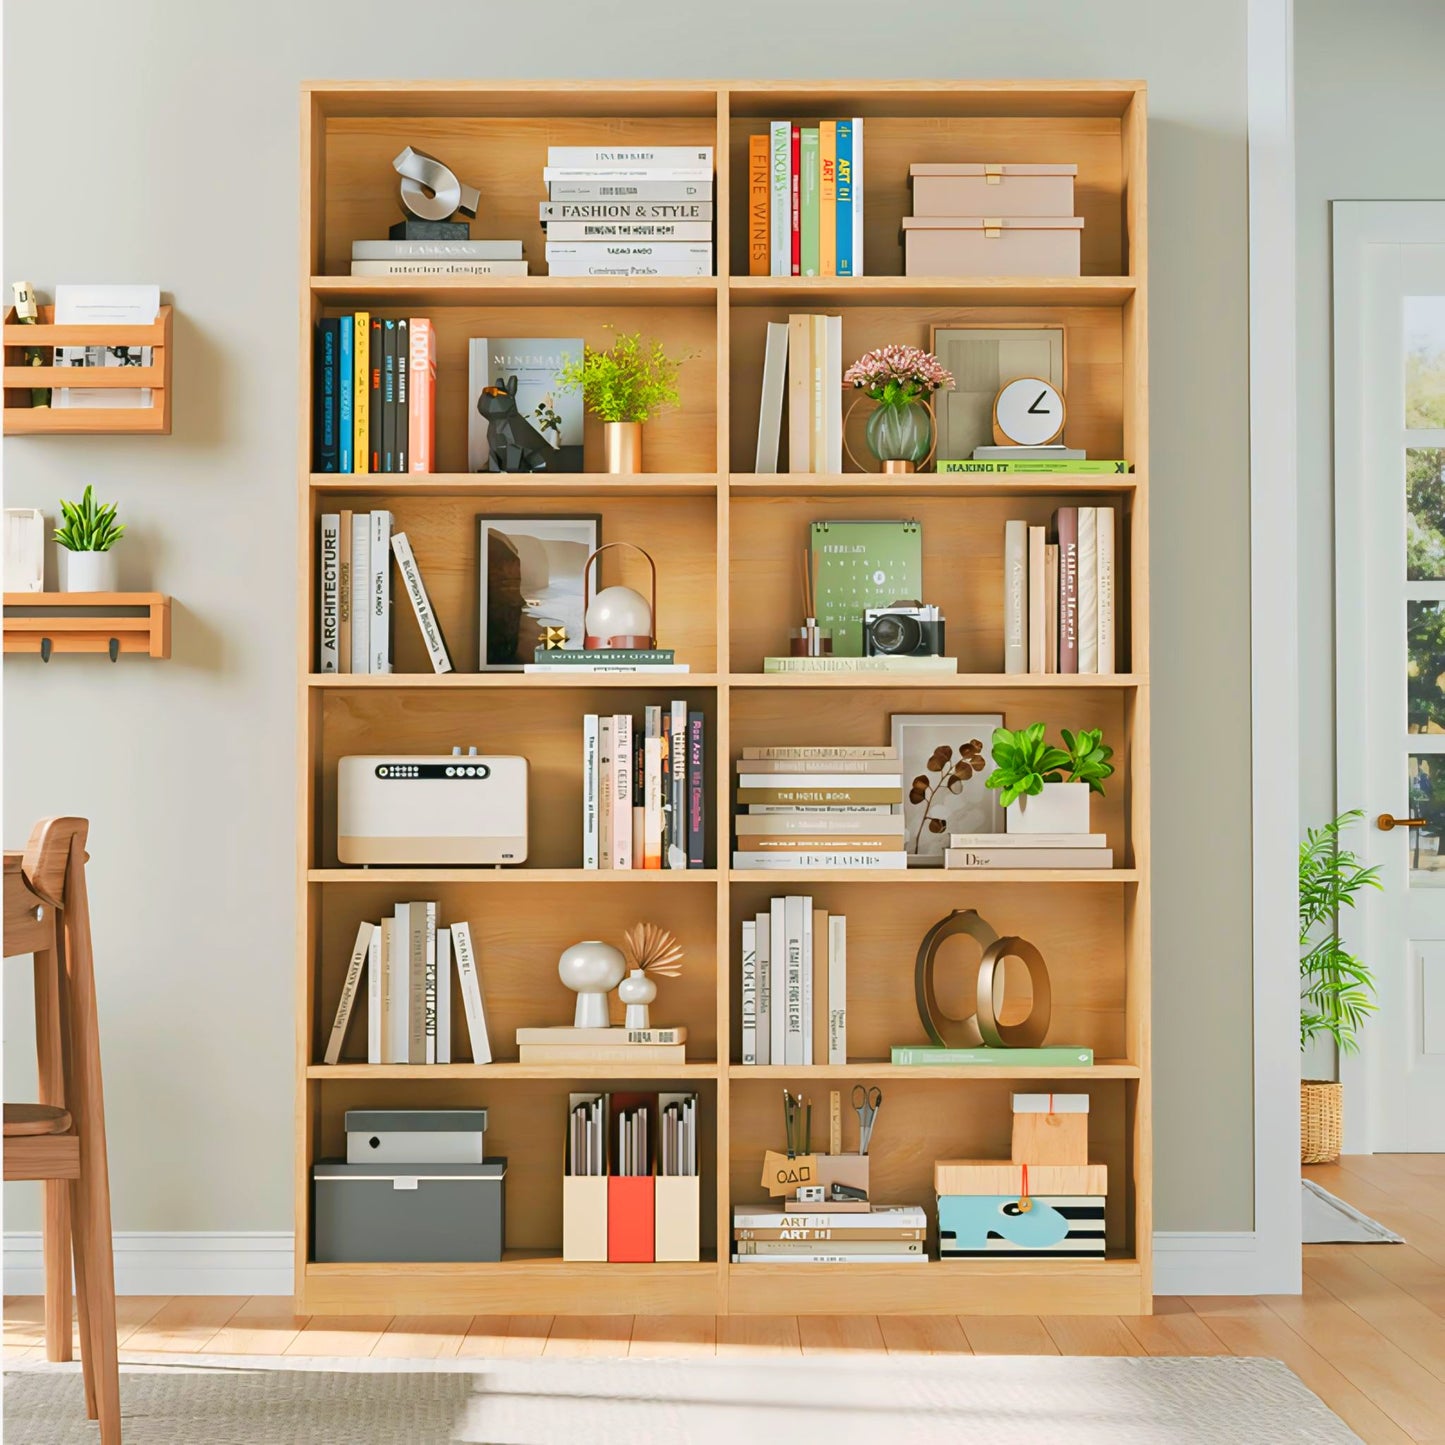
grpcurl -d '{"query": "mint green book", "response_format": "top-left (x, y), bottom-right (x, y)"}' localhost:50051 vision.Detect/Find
top-left (890, 1044), bottom-right (1095, 1066)
top-left (810, 519), bottom-right (922, 657)
top-left (936, 460), bottom-right (1133, 475)
top-left (800, 128), bottom-right (820, 277)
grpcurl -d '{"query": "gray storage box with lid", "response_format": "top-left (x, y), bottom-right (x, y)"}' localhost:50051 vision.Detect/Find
top-left (345, 1108), bottom-right (487, 1164)
top-left (313, 1159), bottom-right (506, 1262)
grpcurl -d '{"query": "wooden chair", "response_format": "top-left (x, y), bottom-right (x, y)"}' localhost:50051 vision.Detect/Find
top-left (4, 818), bottom-right (120, 1444)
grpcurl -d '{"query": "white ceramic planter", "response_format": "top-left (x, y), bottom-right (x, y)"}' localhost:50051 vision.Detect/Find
top-left (1006, 780), bottom-right (1091, 835)
top-left (60, 549), bottom-right (119, 593)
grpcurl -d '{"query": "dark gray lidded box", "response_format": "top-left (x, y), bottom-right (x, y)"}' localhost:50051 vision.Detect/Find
top-left (313, 1158), bottom-right (506, 1263)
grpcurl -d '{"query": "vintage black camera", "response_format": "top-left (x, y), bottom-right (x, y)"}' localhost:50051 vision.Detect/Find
top-left (862, 601), bottom-right (946, 657)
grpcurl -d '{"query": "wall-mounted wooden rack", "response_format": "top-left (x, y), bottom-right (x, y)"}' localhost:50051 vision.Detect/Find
top-left (3, 593), bottom-right (172, 660)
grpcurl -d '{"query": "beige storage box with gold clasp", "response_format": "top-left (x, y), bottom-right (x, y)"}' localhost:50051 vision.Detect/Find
top-left (901, 215), bottom-right (1084, 278)
top-left (909, 162), bottom-right (1077, 218)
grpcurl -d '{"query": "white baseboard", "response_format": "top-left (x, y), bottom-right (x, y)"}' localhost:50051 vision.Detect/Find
top-left (3, 1232), bottom-right (295, 1297)
top-left (5, 1229), bottom-right (1290, 1300)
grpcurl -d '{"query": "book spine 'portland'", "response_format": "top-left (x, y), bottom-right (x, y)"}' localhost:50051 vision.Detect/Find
top-left (390, 532), bottom-right (452, 673)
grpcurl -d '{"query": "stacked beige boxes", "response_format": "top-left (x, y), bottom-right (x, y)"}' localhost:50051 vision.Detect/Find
top-left (901, 163), bottom-right (1083, 277)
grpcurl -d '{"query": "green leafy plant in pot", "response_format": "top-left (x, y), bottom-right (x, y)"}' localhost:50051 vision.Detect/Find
top-left (985, 723), bottom-right (1113, 834)
top-left (556, 330), bottom-right (685, 475)
top-left (1299, 810), bottom-right (1382, 1163)
top-left (54, 484), bottom-right (125, 593)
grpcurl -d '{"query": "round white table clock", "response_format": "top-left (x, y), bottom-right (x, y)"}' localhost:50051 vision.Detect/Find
top-left (992, 376), bottom-right (1067, 447)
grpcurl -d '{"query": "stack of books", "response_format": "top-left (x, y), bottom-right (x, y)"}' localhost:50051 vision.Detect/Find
top-left (732, 1203), bottom-right (927, 1264)
top-left (541, 145), bottom-right (714, 278)
top-left (739, 895), bottom-right (846, 1066)
top-left (582, 703), bottom-right (706, 870)
top-left (322, 912), bottom-right (491, 1066)
top-left (732, 746), bottom-right (905, 870)
top-left (1003, 507), bottom-right (1115, 676)
top-left (746, 120), bottom-right (865, 278)
top-left (348, 237), bottom-right (527, 279)
top-left (312, 314), bottom-right (436, 473)
top-left (944, 832), bottom-right (1114, 870)
top-left (519, 1025), bottom-right (686, 1066)
top-left (753, 313), bottom-right (843, 474)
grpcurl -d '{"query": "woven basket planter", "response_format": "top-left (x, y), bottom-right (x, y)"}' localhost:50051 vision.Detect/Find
top-left (1301, 1080), bottom-right (1343, 1164)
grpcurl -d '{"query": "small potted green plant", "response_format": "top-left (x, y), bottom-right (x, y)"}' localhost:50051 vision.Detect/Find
top-left (556, 330), bottom-right (685, 474)
top-left (985, 723), bottom-right (1113, 834)
top-left (54, 484), bottom-right (125, 592)
top-left (1300, 810), bottom-right (1382, 1163)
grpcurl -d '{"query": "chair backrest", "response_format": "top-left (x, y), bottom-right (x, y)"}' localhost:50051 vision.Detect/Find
top-left (22, 817), bottom-right (89, 910)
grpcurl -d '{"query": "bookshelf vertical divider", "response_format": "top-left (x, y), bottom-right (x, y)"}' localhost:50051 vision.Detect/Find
top-left (298, 79), bottom-right (1150, 1318)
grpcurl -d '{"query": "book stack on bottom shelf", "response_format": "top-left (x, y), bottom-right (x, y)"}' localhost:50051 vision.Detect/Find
top-left (732, 1203), bottom-right (927, 1264)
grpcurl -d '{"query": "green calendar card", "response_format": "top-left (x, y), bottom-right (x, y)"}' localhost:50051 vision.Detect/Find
top-left (809, 519), bottom-right (924, 656)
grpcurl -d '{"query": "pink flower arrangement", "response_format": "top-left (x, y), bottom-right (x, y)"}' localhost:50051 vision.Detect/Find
top-left (843, 345), bottom-right (955, 406)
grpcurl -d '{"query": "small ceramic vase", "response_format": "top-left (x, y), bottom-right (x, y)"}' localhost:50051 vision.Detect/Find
top-left (558, 940), bottom-right (626, 1028)
top-left (617, 967), bottom-right (658, 1030)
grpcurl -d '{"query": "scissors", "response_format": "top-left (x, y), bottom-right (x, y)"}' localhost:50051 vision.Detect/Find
top-left (852, 1085), bottom-right (882, 1155)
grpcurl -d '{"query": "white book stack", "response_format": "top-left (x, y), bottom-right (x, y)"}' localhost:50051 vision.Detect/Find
top-left (943, 833), bottom-right (1114, 870)
top-left (738, 896), bottom-right (846, 1066)
top-left (541, 146), bottom-right (715, 277)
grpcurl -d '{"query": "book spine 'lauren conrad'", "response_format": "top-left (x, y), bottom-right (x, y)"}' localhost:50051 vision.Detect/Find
top-left (748, 133), bottom-right (769, 276)
top-left (318, 515), bottom-right (340, 672)
top-left (390, 532), bottom-right (452, 673)
top-left (408, 318), bottom-right (435, 473)
top-left (451, 921), bottom-right (492, 1064)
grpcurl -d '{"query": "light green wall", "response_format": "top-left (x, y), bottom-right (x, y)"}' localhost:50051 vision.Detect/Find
top-left (3, 0), bottom-right (1253, 1237)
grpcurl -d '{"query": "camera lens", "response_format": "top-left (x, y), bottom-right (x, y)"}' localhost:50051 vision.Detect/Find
top-left (871, 614), bottom-right (920, 655)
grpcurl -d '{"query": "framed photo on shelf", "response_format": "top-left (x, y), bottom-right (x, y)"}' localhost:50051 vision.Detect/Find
top-left (890, 712), bottom-right (1004, 867)
top-left (929, 325), bottom-right (1066, 463)
top-left (476, 514), bottom-right (601, 670)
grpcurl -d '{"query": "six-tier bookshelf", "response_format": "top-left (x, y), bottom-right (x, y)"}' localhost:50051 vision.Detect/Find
top-left (296, 78), bottom-right (1151, 1316)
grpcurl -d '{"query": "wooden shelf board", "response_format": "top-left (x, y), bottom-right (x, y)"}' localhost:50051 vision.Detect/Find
top-left (3, 592), bottom-right (172, 658)
top-left (728, 672), bottom-right (1144, 689)
top-left (730, 473), bottom-right (1138, 498)
top-left (308, 867), bottom-right (718, 884)
top-left (312, 274), bottom-right (718, 308)
top-left (731, 1061), bottom-right (1140, 1080)
top-left (727, 275), bottom-right (1137, 308)
top-left (724, 79), bottom-right (1144, 120)
top-left (306, 672), bottom-right (722, 689)
top-left (308, 1062), bottom-right (720, 1080)
top-left (730, 868), bottom-right (1138, 885)
top-left (311, 472), bottom-right (719, 498)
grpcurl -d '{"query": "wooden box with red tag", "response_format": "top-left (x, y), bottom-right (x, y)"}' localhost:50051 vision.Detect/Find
top-left (1011, 1092), bottom-right (1089, 1167)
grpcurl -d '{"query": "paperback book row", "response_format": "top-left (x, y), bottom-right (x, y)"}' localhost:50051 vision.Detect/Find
top-left (582, 704), bottom-right (706, 870)
top-left (732, 1204), bottom-right (926, 1264)
top-left (312, 315), bottom-right (436, 473)
top-left (746, 120), bottom-right (865, 277)
top-left (564, 1091), bottom-right (701, 1263)
top-left (733, 744), bottom-right (905, 870)
top-left (739, 897), bottom-right (847, 1065)
top-left (321, 909), bottom-right (492, 1067)
top-left (317, 515), bottom-right (451, 675)
top-left (753, 313), bottom-right (843, 475)
top-left (1004, 507), bottom-right (1116, 675)
top-left (540, 145), bottom-right (714, 278)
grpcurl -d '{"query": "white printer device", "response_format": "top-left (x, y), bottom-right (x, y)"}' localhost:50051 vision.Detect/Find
top-left (337, 748), bottom-right (528, 865)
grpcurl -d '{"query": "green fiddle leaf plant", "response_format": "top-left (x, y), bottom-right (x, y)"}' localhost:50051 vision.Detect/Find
top-left (1300, 810), bottom-right (1383, 1054)
top-left (1060, 727), bottom-right (1115, 796)
top-left (555, 330), bottom-right (685, 425)
top-left (53, 484), bottom-right (125, 553)
top-left (984, 723), bottom-right (1072, 807)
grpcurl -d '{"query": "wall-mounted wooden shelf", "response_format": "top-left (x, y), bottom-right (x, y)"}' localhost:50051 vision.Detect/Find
top-left (3, 592), bottom-right (172, 660)
top-left (3, 305), bottom-right (172, 435)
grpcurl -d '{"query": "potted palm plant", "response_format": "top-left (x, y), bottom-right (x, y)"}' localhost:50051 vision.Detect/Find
top-left (556, 330), bottom-right (685, 474)
top-left (985, 723), bottom-right (1114, 834)
top-left (1300, 810), bottom-right (1383, 1163)
top-left (54, 484), bottom-right (125, 592)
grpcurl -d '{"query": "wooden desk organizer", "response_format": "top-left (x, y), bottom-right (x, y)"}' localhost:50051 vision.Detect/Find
top-left (3, 305), bottom-right (172, 435)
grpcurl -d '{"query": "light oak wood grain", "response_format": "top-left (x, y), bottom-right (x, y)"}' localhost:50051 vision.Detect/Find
top-left (457, 1314), bottom-right (554, 1357)
top-left (1043, 1314), bottom-right (1147, 1356)
top-left (284, 1315), bottom-right (395, 1357)
top-left (372, 1314), bottom-right (470, 1358)
top-left (798, 1314), bottom-right (886, 1354)
top-left (629, 1313), bottom-right (717, 1356)
top-left (877, 1313), bottom-right (971, 1354)
top-left (1120, 1296), bottom-right (1230, 1357)
top-left (122, 1296), bottom-right (248, 1354)
top-left (715, 1313), bottom-right (800, 1355)
top-left (959, 1315), bottom-right (1060, 1355)
top-left (204, 1295), bottom-right (311, 1356)
top-left (542, 1314), bottom-right (633, 1357)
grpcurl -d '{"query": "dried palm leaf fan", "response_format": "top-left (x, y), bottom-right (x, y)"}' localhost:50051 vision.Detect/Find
top-left (622, 923), bottom-right (685, 977)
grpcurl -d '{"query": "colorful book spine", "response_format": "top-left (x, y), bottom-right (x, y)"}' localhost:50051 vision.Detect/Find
top-left (583, 714), bottom-right (600, 870)
top-left (687, 711), bottom-right (705, 869)
top-left (789, 123), bottom-right (801, 276)
top-left (835, 120), bottom-right (854, 277)
top-left (338, 316), bottom-right (353, 473)
top-left (668, 700), bottom-right (687, 870)
top-left (748, 133), bottom-right (770, 276)
top-left (851, 117), bottom-right (864, 275)
top-left (1003, 519), bottom-right (1028, 675)
top-left (1055, 507), bottom-right (1079, 674)
top-left (800, 127), bottom-right (820, 277)
top-left (381, 319), bottom-right (397, 473)
top-left (769, 121), bottom-right (790, 277)
top-left (390, 531), bottom-right (452, 673)
top-left (368, 316), bottom-right (383, 473)
top-left (819, 121), bottom-right (837, 276)
top-left (1097, 506), bottom-right (1115, 673)
top-left (423, 901), bottom-right (437, 1065)
top-left (408, 317), bottom-right (435, 473)
top-left (644, 730), bottom-right (664, 870)
top-left (318, 514), bottom-right (340, 673)
top-left (352, 313), bottom-right (369, 475)
top-left (890, 1044), bottom-right (1094, 1067)
top-left (313, 318), bottom-right (339, 472)
top-left (394, 317), bottom-right (409, 474)
top-left (741, 918), bottom-right (758, 1065)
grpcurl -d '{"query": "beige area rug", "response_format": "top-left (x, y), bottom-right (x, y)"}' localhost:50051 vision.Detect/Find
top-left (5, 1352), bottom-right (1361, 1444)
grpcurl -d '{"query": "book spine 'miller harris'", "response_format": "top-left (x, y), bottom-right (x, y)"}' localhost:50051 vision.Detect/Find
top-left (318, 514), bottom-right (340, 673)
top-left (390, 531), bottom-right (452, 674)
top-left (748, 133), bottom-right (769, 276)
top-left (687, 711), bottom-right (705, 869)
top-left (1055, 507), bottom-right (1079, 674)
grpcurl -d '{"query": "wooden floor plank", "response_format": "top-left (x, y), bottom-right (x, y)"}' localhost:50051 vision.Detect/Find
top-left (3, 1295), bottom-right (170, 1351)
top-left (284, 1315), bottom-right (392, 1357)
top-left (121, 1295), bottom-right (248, 1354)
top-left (371, 1315), bottom-right (471, 1359)
top-left (1187, 1295), bottom-right (1415, 1445)
top-left (628, 1314), bottom-right (716, 1357)
top-left (959, 1315), bottom-right (1059, 1355)
top-left (1043, 1315), bottom-right (1147, 1356)
top-left (456, 1314), bottom-right (553, 1358)
top-left (542, 1315), bottom-right (632, 1357)
top-left (1121, 1298), bottom-right (1231, 1356)
top-left (1306, 1249), bottom-right (1445, 1382)
top-left (877, 1314), bottom-right (971, 1354)
top-left (715, 1314), bottom-right (800, 1355)
top-left (205, 1295), bottom-right (310, 1356)
top-left (797, 1314), bottom-right (886, 1354)
top-left (1331, 1242), bottom-right (1445, 1320)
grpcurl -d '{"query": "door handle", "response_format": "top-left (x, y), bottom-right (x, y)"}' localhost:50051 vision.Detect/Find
top-left (1378, 813), bottom-right (1428, 831)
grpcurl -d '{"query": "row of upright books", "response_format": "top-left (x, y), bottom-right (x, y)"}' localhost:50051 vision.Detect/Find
top-left (541, 145), bottom-right (714, 278)
top-left (312, 315), bottom-right (436, 473)
top-left (732, 746), bottom-right (904, 870)
top-left (754, 313), bottom-right (843, 474)
top-left (1003, 507), bottom-right (1116, 675)
top-left (582, 705), bottom-right (706, 870)
top-left (732, 1203), bottom-right (926, 1264)
top-left (747, 120), bottom-right (865, 277)
top-left (739, 896), bottom-right (847, 1066)
top-left (322, 909), bottom-right (492, 1066)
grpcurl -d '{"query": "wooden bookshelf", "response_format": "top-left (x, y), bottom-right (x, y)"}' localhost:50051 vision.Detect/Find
top-left (297, 78), bottom-right (1149, 1317)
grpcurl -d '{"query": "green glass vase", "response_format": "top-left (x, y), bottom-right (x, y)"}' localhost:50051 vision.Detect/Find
top-left (865, 398), bottom-right (932, 470)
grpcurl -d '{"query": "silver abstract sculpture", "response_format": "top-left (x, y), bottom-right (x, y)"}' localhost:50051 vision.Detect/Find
top-left (393, 146), bottom-right (480, 222)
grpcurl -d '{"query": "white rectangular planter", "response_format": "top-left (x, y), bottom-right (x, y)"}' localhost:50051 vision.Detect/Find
top-left (1006, 781), bottom-right (1092, 834)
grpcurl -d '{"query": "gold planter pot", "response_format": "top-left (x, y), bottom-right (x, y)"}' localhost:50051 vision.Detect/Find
top-left (1300, 1079), bottom-right (1343, 1164)
top-left (603, 421), bottom-right (643, 474)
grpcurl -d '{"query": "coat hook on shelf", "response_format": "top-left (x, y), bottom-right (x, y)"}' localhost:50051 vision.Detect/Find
top-left (40, 637), bottom-right (52, 663)
top-left (108, 638), bottom-right (120, 662)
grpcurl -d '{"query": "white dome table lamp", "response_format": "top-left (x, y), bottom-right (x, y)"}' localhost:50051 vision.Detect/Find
top-left (582, 541), bottom-right (657, 650)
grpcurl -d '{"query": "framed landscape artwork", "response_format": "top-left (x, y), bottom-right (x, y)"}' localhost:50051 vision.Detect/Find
top-left (891, 712), bottom-right (1004, 866)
